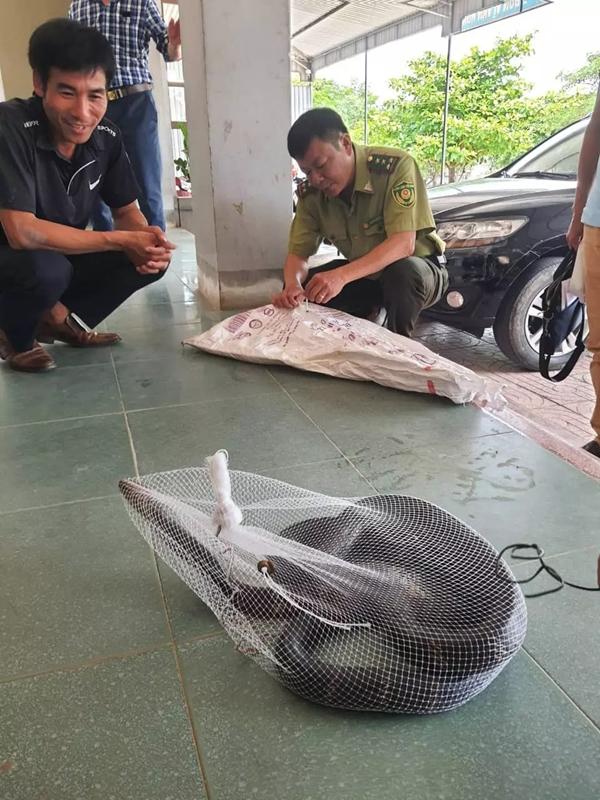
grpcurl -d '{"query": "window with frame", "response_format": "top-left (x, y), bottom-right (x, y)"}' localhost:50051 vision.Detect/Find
top-left (161, 1), bottom-right (190, 194)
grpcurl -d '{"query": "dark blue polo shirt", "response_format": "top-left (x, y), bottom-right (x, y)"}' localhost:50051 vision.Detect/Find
top-left (0, 95), bottom-right (139, 246)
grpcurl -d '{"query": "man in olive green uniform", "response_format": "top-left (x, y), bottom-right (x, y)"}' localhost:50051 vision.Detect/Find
top-left (273, 107), bottom-right (447, 337)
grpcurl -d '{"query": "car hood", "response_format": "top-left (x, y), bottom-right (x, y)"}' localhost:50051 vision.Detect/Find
top-left (428, 176), bottom-right (576, 218)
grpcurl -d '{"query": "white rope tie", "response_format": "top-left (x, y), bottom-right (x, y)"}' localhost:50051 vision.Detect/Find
top-left (260, 567), bottom-right (371, 632)
top-left (207, 449), bottom-right (243, 530)
top-left (208, 449), bottom-right (371, 630)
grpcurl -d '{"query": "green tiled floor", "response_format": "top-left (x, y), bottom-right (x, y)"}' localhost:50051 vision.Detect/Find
top-left (1, 229), bottom-right (599, 799)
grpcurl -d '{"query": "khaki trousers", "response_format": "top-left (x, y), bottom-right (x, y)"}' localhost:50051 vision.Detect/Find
top-left (583, 225), bottom-right (600, 442)
top-left (307, 257), bottom-right (448, 338)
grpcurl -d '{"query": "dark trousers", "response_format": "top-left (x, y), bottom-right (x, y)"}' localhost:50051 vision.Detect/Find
top-left (0, 247), bottom-right (163, 351)
top-left (308, 256), bottom-right (448, 337)
top-left (94, 91), bottom-right (165, 231)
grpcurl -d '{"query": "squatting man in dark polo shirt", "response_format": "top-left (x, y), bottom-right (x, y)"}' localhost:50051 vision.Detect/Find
top-left (0, 18), bottom-right (175, 373)
top-left (273, 108), bottom-right (448, 338)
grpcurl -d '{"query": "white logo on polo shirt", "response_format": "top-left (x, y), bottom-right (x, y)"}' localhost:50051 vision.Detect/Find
top-left (89, 176), bottom-right (102, 191)
top-left (97, 124), bottom-right (116, 137)
top-left (66, 159), bottom-right (97, 195)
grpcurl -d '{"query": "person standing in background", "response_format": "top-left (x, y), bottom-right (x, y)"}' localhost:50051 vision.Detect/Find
top-left (68, 0), bottom-right (182, 231)
top-left (566, 84), bottom-right (600, 459)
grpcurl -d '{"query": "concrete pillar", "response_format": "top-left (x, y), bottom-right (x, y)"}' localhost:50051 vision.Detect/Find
top-left (178, 0), bottom-right (292, 309)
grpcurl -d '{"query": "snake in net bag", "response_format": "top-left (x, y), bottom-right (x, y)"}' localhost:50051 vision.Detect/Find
top-left (119, 451), bottom-right (527, 714)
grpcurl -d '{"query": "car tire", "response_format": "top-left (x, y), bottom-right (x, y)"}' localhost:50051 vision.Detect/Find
top-left (493, 257), bottom-right (583, 371)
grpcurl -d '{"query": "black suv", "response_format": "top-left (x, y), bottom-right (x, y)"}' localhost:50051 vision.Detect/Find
top-left (426, 117), bottom-right (587, 369)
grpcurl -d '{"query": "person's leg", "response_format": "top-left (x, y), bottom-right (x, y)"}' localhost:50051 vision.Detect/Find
top-left (0, 247), bottom-right (72, 351)
top-left (305, 259), bottom-right (382, 319)
top-left (379, 256), bottom-right (447, 337)
top-left (61, 251), bottom-right (164, 328)
top-left (117, 92), bottom-right (165, 230)
top-left (582, 225), bottom-right (600, 450)
top-left (92, 92), bottom-right (165, 230)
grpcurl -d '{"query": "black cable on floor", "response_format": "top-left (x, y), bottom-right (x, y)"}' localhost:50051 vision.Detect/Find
top-left (496, 543), bottom-right (600, 598)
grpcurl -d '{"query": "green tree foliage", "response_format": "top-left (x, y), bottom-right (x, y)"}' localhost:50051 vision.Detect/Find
top-left (525, 89), bottom-right (595, 149)
top-left (173, 121), bottom-right (190, 181)
top-left (372, 35), bottom-right (595, 183)
top-left (311, 78), bottom-right (378, 144)
top-left (559, 52), bottom-right (600, 91)
top-left (311, 36), bottom-right (597, 184)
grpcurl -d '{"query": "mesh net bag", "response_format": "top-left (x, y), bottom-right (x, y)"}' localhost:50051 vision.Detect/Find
top-left (120, 451), bottom-right (527, 714)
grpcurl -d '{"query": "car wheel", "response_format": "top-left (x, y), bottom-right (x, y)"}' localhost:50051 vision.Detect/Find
top-left (493, 257), bottom-right (587, 371)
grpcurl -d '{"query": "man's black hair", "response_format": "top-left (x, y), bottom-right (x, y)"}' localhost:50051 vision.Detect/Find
top-left (287, 107), bottom-right (349, 160)
top-left (28, 18), bottom-right (116, 88)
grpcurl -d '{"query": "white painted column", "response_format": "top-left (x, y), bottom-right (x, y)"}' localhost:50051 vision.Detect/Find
top-left (178, 0), bottom-right (292, 309)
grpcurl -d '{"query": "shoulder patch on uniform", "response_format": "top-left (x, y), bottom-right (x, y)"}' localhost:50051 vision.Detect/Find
top-left (367, 153), bottom-right (400, 174)
top-left (297, 179), bottom-right (316, 199)
top-left (391, 181), bottom-right (416, 209)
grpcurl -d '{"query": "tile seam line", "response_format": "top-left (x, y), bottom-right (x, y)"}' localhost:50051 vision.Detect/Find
top-left (0, 630), bottom-right (226, 687)
top-left (0, 642), bottom-right (175, 686)
top-left (266, 369), bottom-right (380, 494)
top-left (266, 370), bottom-right (512, 488)
top-left (0, 410), bottom-right (123, 431)
top-left (0, 493), bottom-right (119, 516)
top-left (522, 647), bottom-right (600, 735)
top-left (122, 388), bottom-right (282, 415)
top-left (112, 345), bottom-right (213, 798)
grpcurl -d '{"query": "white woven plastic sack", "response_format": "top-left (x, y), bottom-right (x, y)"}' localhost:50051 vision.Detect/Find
top-left (184, 304), bottom-right (505, 409)
top-left (120, 451), bottom-right (527, 714)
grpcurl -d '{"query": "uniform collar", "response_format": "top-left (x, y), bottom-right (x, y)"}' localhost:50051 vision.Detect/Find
top-left (353, 144), bottom-right (374, 194)
top-left (323, 144), bottom-right (373, 207)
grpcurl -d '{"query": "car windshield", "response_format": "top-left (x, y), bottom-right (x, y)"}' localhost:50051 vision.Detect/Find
top-left (507, 126), bottom-right (585, 179)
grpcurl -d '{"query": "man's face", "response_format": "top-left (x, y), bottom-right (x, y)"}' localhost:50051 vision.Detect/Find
top-left (297, 133), bottom-right (355, 197)
top-left (33, 67), bottom-right (108, 156)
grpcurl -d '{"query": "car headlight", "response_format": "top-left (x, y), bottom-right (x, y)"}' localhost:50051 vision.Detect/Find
top-left (436, 218), bottom-right (528, 249)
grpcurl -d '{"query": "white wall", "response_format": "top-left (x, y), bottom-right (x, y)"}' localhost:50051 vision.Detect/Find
top-left (0, 0), bottom-right (70, 100)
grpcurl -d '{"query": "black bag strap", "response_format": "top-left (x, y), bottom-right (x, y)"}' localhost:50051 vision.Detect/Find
top-left (539, 306), bottom-right (586, 381)
top-left (539, 251), bottom-right (585, 382)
